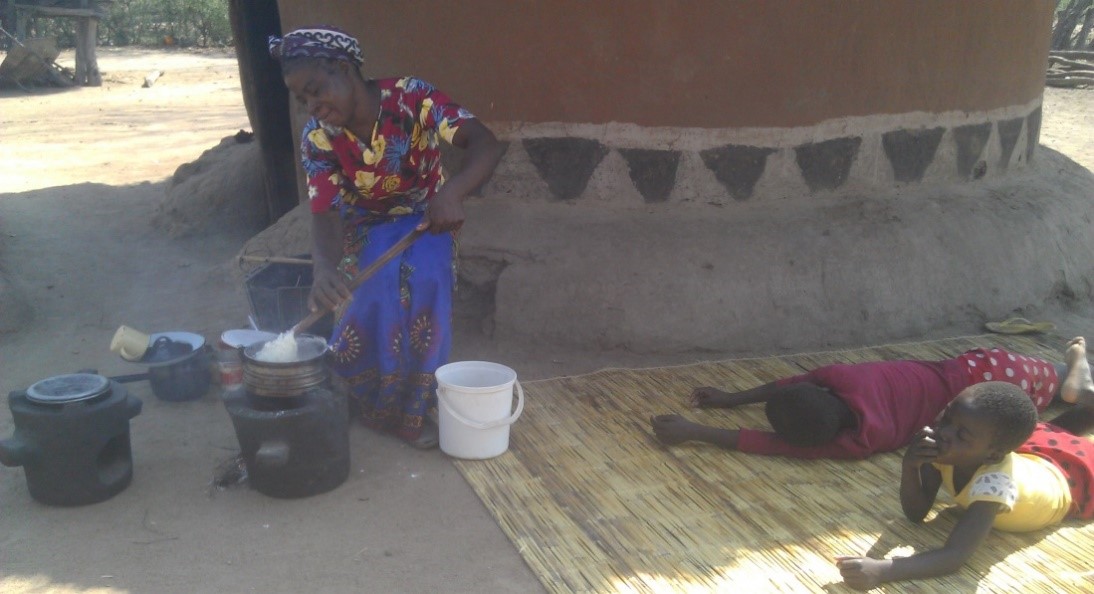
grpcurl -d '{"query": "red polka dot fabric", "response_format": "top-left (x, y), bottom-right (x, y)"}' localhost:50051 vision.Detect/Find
top-left (957, 348), bottom-right (1057, 413)
top-left (1017, 422), bottom-right (1094, 519)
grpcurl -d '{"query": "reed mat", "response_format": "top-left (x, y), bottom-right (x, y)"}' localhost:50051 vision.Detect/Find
top-left (453, 335), bottom-right (1094, 593)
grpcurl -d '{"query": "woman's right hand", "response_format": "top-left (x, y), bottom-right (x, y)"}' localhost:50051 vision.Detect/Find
top-left (308, 263), bottom-right (352, 312)
top-left (902, 426), bottom-right (939, 469)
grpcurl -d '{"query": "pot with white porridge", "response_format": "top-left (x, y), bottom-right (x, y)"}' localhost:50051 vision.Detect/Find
top-left (241, 332), bottom-right (330, 398)
top-left (223, 332), bottom-right (348, 498)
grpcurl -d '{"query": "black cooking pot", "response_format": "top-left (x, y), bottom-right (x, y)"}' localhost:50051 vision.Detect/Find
top-left (113, 332), bottom-right (212, 402)
top-left (148, 346), bottom-right (211, 401)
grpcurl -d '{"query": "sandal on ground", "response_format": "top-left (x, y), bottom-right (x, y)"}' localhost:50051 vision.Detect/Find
top-left (984, 317), bottom-right (1056, 335)
top-left (408, 419), bottom-right (439, 450)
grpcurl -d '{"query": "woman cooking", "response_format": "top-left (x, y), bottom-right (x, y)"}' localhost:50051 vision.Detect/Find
top-left (268, 26), bottom-right (504, 448)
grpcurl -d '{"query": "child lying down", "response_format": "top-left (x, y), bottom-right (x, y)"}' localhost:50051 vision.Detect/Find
top-left (650, 345), bottom-right (1065, 459)
top-left (836, 337), bottom-right (1094, 589)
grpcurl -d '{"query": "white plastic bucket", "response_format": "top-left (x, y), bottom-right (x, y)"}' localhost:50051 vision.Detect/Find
top-left (435, 361), bottom-right (524, 460)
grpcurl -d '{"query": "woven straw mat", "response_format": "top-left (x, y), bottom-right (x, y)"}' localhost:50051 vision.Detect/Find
top-left (453, 334), bottom-right (1094, 593)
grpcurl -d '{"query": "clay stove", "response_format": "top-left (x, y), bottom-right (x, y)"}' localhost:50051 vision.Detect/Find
top-left (0, 373), bottom-right (142, 506)
top-left (224, 334), bottom-right (349, 498)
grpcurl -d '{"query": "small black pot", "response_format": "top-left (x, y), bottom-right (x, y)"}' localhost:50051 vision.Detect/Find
top-left (148, 347), bottom-right (211, 402)
top-left (110, 332), bottom-right (213, 402)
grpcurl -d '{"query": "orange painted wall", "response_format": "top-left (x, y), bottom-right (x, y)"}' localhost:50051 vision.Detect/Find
top-left (276, 1), bottom-right (1053, 128)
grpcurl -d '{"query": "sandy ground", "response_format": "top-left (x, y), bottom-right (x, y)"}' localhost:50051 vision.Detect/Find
top-left (0, 48), bottom-right (1091, 593)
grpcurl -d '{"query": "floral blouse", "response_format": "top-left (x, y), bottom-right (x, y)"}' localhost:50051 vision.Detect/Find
top-left (300, 76), bottom-right (474, 220)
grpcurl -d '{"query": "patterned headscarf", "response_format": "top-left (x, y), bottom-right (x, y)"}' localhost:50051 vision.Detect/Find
top-left (268, 26), bottom-right (364, 67)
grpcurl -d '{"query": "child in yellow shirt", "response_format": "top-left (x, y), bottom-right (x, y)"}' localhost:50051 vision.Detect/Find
top-left (836, 337), bottom-right (1094, 590)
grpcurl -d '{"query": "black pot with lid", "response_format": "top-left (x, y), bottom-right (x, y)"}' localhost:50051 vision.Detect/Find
top-left (121, 331), bottom-right (212, 402)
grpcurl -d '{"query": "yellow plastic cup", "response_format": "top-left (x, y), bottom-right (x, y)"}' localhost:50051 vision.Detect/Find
top-left (110, 325), bottom-right (151, 361)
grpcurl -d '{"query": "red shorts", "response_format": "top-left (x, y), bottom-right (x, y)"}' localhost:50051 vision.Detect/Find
top-left (1016, 422), bottom-right (1094, 519)
top-left (957, 348), bottom-right (1057, 413)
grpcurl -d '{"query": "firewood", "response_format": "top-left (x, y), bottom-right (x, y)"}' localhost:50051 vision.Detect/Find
top-left (1046, 70), bottom-right (1094, 78)
top-left (1048, 56), bottom-right (1094, 70)
top-left (1050, 49), bottom-right (1094, 61)
top-left (1045, 76), bottom-right (1094, 87)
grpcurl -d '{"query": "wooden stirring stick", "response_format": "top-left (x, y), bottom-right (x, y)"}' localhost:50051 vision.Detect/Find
top-left (290, 228), bottom-right (425, 335)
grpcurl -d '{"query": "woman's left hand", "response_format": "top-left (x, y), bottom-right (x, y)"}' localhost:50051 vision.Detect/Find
top-left (418, 188), bottom-right (465, 234)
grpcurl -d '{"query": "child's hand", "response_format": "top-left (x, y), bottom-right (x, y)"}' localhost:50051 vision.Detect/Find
top-left (835, 555), bottom-right (890, 590)
top-left (688, 387), bottom-right (725, 408)
top-left (902, 426), bottom-right (939, 469)
top-left (649, 414), bottom-right (697, 445)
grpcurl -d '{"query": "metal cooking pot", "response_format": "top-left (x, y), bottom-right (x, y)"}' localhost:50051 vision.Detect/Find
top-left (240, 334), bottom-right (329, 398)
top-left (112, 332), bottom-right (212, 402)
top-left (147, 346), bottom-right (211, 401)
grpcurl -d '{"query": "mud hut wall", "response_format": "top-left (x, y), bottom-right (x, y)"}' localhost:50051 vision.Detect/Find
top-left (273, 1), bottom-right (1054, 204)
top-left (276, 1), bottom-right (1052, 127)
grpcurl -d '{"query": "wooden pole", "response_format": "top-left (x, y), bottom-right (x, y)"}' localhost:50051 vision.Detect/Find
top-left (238, 255), bottom-right (314, 266)
top-left (73, 17), bottom-right (101, 86)
top-left (85, 17), bottom-right (100, 86)
top-left (73, 17), bottom-right (87, 85)
top-left (290, 229), bottom-right (424, 334)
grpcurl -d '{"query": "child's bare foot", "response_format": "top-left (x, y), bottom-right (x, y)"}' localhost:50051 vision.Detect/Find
top-left (1060, 337), bottom-right (1094, 407)
top-left (650, 414), bottom-right (703, 445)
top-left (689, 387), bottom-right (734, 408)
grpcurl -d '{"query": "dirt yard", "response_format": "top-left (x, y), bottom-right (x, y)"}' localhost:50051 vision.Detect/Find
top-left (0, 48), bottom-right (1091, 593)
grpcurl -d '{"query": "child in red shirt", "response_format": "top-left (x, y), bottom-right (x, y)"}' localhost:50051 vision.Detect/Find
top-left (650, 347), bottom-right (1061, 459)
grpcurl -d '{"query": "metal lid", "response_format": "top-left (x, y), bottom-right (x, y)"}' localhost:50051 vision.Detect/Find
top-left (26, 373), bottom-right (111, 404)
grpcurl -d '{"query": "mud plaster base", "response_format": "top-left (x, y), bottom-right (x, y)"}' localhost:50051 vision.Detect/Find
top-left (458, 147), bottom-right (1094, 353)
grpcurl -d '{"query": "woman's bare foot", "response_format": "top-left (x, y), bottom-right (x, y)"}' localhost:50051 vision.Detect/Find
top-left (689, 387), bottom-right (734, 408)
top-left (1060, 337), bottom-right (1094, 407)
top-left (407, 419), bottom-right (439, 450)
top-left (650, 414), bottom-right (703, 445)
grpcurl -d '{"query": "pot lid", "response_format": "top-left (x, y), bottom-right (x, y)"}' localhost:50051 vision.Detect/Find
top-left (26, 373), bottom-right (111, 404)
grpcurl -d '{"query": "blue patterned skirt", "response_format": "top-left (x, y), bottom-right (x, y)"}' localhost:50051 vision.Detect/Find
top-left (327, 213), bottom-right (452, 442)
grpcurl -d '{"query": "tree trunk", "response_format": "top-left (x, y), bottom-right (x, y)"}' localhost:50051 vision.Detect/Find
top-left (229, 0), bottom-right (298, 225)
top-left (1053, 0), bottom-right (1094, 50)
top-left (1076, 9), bottom-right (1094, 50)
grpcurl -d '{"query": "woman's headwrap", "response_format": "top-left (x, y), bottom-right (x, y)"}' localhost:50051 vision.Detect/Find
top-left (268, 26), bottom-right (364, 67)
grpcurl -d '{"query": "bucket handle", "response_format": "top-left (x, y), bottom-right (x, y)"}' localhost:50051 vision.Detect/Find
top-left (438, 381), bottom-right (524, 431)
